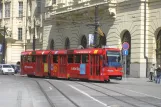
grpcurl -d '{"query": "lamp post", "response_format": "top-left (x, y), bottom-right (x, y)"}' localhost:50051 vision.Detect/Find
top-left (86, 6), bottom-right (99, 48)
top-left (33, 19), bottom-right (35, 51)
top-left (2, 26), bottom-right (6, 64)
top-left (94, 5), bottom-right (99, 47)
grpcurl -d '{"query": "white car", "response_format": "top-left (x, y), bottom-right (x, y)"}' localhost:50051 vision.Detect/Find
top-left (0, 64), bottom-right (15, 75)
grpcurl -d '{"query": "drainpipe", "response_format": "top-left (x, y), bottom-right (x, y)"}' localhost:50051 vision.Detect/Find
top-left (25, 0), bottom-right (28, 51)
top-left (144, 0), bottom-right (148, 77)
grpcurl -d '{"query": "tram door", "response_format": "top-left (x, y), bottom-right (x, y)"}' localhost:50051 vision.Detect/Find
top-left (90, 55), bottom-right (100, 78)
top-left (59, 55), bottom-right (67, 78)
top-left (48, 54), bottom-right (51, 76)
top-left (36, 56), bottom-right (42, 76)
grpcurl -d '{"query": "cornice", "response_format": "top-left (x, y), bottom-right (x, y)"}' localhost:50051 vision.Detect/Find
top-left (44, 0), bottom-right (117, 23)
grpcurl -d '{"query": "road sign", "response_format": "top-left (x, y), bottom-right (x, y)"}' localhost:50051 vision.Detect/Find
top-left (122, 42), bottom-right (129, 50)
top-left (123, 50), bottom-right (128, 56)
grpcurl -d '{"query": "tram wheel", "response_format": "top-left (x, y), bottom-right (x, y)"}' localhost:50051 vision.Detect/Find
top-left (104, 79), bottom-right (110, 83)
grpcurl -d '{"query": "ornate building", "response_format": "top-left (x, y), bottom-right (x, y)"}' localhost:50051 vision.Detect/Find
top-left (43, 0), bottom-right (161, 78)
top-left (1, 0), bottom-right (161, 78)
top-left (0, 0), bottom-right (44, 64)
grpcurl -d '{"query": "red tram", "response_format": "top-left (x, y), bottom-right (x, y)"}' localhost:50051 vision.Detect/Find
top-left (20, 48), bottom-right (123, 82)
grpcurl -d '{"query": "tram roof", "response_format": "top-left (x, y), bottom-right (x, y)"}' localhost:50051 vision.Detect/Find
top-left (51, 50), bottom-right (67, 55)
top-left (21, 50), bottom-right (51, 55)
top-left (71, 48), bottom-right (103, 54)
top-left (51, 48), bottom-right (120, 55)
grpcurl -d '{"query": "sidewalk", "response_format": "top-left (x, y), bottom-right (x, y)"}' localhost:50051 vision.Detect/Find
top-left (113, 77), bottom-right (161, 85)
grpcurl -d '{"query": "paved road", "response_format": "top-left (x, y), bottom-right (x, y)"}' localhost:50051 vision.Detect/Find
top-left (0, 75), bottom-right (161, 107)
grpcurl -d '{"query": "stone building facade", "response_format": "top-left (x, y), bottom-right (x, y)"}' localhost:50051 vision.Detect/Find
top-left (43, 0), bottom-right (161, 78)
top-left (0, 0), bottom-right (44, 64)
top-left (1, 0), bottom-right (161, 78)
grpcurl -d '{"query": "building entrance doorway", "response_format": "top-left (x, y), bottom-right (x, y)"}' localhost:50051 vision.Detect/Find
top-left (122, 31), bottom-right (131, 75)
top-left (156, 30), bottom-right (161, 66)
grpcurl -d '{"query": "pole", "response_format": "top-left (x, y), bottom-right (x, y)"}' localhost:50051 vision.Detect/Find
top-left (124, 55), bottom-right (127, 81)
top-left (25, 0), bottom-right (28, 51)
top-left (2, 26), bottom-right (6, 64)
top-left (33, 19), bottom-right (35, 51)
top-left (94, 5), bottom-right (99, 47)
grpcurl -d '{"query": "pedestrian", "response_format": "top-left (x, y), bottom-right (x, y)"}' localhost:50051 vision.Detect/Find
top-left (155, 65), bottom-right (161, 84)
top-left (149, 64), bottom-right (156, 81)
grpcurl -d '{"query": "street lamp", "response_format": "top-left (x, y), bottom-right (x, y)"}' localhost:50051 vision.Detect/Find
top-left (2, 26), bottom-right (6, 64)
top-left (33, 19), bottom-right (36, 51)
top-left (0, 26), bottom-right (6, 64)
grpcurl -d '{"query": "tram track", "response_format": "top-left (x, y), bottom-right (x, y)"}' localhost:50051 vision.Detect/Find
top-left (73, 81), bottom-right (160, 107)
top-left (45, 80), bottom-right (80, 107)
top-left (35, 80), bottom-right (56, 107)
top-left (91, 83), bottom-right (161, 107)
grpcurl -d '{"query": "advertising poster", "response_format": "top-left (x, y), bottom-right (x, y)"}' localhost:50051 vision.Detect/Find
top-left (0, 44), bottom-right (2, 55)
top-left (88, 34), bottom-right (94, 46)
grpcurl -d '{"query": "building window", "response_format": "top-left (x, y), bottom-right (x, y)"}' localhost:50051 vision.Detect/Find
top-left (50, 39), bottom-right (54, 50)
top-left (65, 37), bottom-right (70, 49)
top-left (18, 28), bottom-right (22, 40)
top-left (19, 2), bottom-right (23, 17)
top-left (5, 2), bottom-right (10, 18)
top-left (81, 35), bottom-right (87, 48)
top-left (52, 0), bottom-right (56, 4)
top-left (36, 0), bottom-right (41, 14)
top-left (0, 3), bottom-right (2, 19)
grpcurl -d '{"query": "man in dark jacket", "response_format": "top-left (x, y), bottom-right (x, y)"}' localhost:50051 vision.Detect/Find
top-left (155, 65), bottom-right (161, 84)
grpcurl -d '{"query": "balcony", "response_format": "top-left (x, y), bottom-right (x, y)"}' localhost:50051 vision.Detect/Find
top-left (73, 0), bottom-right (82, 4)
top-left (57, 0), bottom-right (65, 7)
top-left (45, 0), bottom-right (52, 8)
top-left (46, 0), bottom-right (117, 20)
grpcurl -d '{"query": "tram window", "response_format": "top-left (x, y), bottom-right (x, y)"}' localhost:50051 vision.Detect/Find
top-left (74, 55), bottom-right (81, 63)
top-left (32, 56), bottom-right (36, 62)
top-left (53, 55), bottom-right (58, 63)
top-left (27, 56), bottom-right (32, 62)
top-left (68, 55), bottom-right (74, 63)
top-left (82, 54), bottom-right (88, 63)
top-left (22, 56), bottom-right (27, 62)
top-left (43, 55), bottom-right (47, 63)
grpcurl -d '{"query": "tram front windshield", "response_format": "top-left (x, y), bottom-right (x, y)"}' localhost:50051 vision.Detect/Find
top-left (106, 51), bottom-right (121, 67)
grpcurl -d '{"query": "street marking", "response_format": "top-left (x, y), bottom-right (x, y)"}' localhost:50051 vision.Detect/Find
top-left (49, 87), bottom-right (52, 90)
top-left (69, 85), bottom-right (110, 107)
top-left (126, 89), bottom-right (161, 100)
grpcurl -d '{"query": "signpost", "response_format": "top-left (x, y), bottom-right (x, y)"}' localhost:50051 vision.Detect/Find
top-left (122, 42), bottom-right (129, 81)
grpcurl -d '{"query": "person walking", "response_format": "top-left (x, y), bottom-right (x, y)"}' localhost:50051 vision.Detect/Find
top-left (149, 64), bottom-right (156, 81)
top-left (155, 65), bottom-right (161, 84)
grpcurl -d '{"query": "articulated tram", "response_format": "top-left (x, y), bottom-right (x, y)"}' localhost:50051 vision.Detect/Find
top-left (21, 47), bottom-right (123, 82)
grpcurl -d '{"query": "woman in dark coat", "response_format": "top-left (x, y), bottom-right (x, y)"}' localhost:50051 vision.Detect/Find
top-left (155, 65), bottom-right (161, 84)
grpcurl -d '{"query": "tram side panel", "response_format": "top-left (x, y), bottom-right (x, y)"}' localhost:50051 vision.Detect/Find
top-left (23, 56), bottom-right (36, 76)
top-left (67, 54), bottom-right (90, 80)
top-left (34, 55), bottom-right (49, 77)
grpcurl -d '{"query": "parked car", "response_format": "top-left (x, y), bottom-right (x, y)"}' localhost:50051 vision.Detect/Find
top-left (11, 64), bottom-right (20, 73)
top-left (0, 64), bottom-right (15, 75)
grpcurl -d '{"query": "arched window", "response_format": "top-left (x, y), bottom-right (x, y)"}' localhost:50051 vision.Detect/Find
top-left (122, 31), bottom-right (131, 75)
top-left (99, 33), bottom-right (106, 47)
top-left (156, 30), bottom-right (161, 65)
top-left (65, 37), bottom-right (70, 49)
top-left (50, 39), bottom-right (54, 50)
top-left (81, 35), bottom-right (87, 48)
